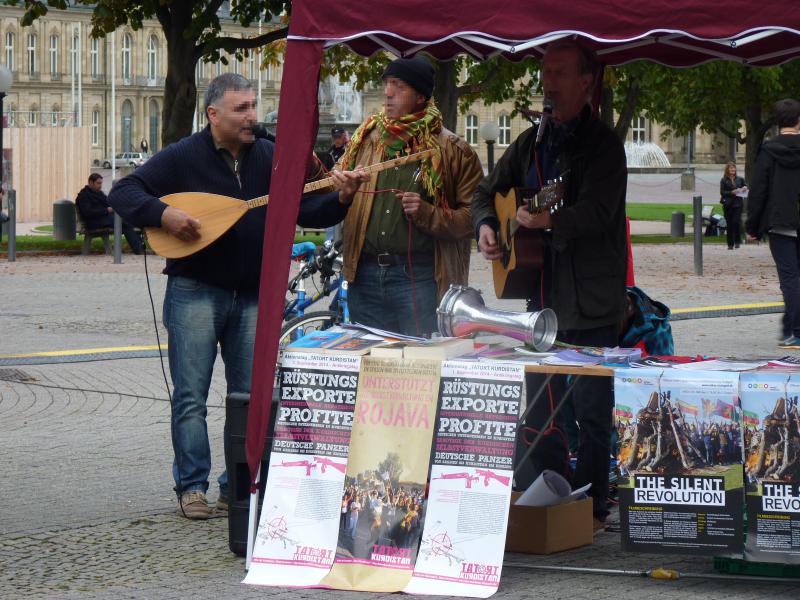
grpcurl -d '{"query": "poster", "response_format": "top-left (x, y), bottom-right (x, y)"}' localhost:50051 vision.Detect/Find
top-left (244, 352), bottom-right (360, 587)
top-left (741, 372), bottom-right (800, 563)
top-left (617, 368), bottom-right (743, 554)
top-left (404, 360), bottom-right (524, 598)
top-left (321, 358), bottom-right (441, 592)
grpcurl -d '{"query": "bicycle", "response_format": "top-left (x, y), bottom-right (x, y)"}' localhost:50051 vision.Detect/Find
top-left (279, 239), bottom-right (349, 348)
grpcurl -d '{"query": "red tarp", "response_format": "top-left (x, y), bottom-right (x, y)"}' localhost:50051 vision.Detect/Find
top-left (246, 0), bottom-right (800, 487)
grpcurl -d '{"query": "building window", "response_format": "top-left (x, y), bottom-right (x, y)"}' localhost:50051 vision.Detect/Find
top-left (498, 114), bottom-right (511, 146)
top-left (50, 110), bottom-right (58, 127)
top-left (27, 33), bottom-right (37, 75)
top-left (465, 114), bottom-right (478, 145)
top-left (70, 33), bottom-right (78, 75)
top-left (121, 33), bottom-right (132, 80)
top-left (215, 57), bottom-right (221, 77)
top-left (196, 60), bottom-right (205, 81)
top-left (90, 37), bottom-right (99, 77)
top-left (91, 109), bottom-right (99, 145)
top-left (49, 34), bottom-right (58, 76)
top-left (4, 32), bottom-right (14, 70)
top-left (29, 108), bottom-right (37, 126)
top-left (233, 53), bottom-right (240, 75)
top-left (147, 35), bottom-right (157, 81)
top-left (631, 115), bottom-right (647, 144)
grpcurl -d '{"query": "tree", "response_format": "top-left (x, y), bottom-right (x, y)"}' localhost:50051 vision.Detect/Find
top-left (632, 61), bottom-right (800, 178)
top-left (14, 0), bottom-right (290, 146)
top-left (377, 452), bottom-right (403, 485)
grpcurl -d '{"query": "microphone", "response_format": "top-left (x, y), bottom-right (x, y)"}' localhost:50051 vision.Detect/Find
top-left (534, 99), bottom-right (553, 148)
top-left (251, 122), bottom-right (275, 142)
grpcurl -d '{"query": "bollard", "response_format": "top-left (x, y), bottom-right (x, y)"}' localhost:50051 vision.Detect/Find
top-left (225, 391), bottom-right (278, 556)
top-left (52, 199), bottom-right (77, 240)
top-left (113, 213), bottom-right (122, 264)
top-left (7, 189), bottom-right (15, 262)
top-left (670, 211), bottom-right (685, 238)
top-left (680, 167), bottom-right (695, 191)
top-left (693, 195), bottom-right (703, 276)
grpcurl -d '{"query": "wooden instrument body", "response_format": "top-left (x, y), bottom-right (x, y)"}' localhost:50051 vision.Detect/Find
top-left (492, 182), bottom-right (564, 299)
top-left (144, 192), bottom-right (249, 259)
top-left (492, 188), bottom-right (545, 299)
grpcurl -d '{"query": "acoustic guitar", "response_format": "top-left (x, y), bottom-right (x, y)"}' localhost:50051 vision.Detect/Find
top-left (144, 149), bottom-right (434, 259)
top-left (492, 180), bottom-right (564, 299)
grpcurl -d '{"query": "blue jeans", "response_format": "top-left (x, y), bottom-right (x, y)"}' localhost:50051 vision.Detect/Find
top-left (162, 276), bottom-right (258, 498)
top-left (348, 258), bottom-right (438, 336)
top-left (769, 233), bottom-right (800, 338)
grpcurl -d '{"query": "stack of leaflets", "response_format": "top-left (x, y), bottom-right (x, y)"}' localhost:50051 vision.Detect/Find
top-left (542, 349), bottom-right (603, 366)
top-left (285, 327), bottom-right (387, 355)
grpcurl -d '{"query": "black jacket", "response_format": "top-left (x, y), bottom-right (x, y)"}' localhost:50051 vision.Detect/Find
top-left (75, 185), bottom-right (113, 230)
top-left (719, 175), bottom-right (746, 210)
top-left (746, 134), bottom-right (800, 238)
top-left (109, 127), bottom-right (348, 292)
top-left (472, 105), bottom-right (628, 331)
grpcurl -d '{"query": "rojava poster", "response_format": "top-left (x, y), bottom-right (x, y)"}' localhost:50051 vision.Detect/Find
top-left (617, 368), bottom-right (743, 554)
top-left (741, 372), bottom-right (800, 563)
top-left (244, 352), bottom-right (360, 587)
top-left (404, 360), bottom-right (524, 598)
top-left (321, 358), bottom-right (441, 592)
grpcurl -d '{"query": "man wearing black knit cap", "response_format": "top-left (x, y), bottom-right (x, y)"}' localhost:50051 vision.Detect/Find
top-left (339, 56), bottom-right (483, 336)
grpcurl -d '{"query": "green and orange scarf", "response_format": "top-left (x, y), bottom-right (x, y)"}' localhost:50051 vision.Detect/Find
top-left (342, 99), bottom-right (448, 213)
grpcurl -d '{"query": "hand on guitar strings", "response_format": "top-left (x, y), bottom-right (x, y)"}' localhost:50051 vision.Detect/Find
top-left (477, 224), bottom-right (504, 261)
top-left (161, 205), bottom-right (201, 242)
top-left (515, 204), bottom-right (552, 230)
top-left (329, 166), bottom-right (370, 205)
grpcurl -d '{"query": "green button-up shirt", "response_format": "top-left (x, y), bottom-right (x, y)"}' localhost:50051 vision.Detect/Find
top-left (363, 162), bottom-right (434, 255)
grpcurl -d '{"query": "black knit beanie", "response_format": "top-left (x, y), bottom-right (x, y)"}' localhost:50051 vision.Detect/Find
top-left (381, 57), bottom-right (435, 100)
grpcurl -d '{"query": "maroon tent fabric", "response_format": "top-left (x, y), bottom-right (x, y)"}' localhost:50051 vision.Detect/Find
top-left (246, 0), bottom-right (800, 487)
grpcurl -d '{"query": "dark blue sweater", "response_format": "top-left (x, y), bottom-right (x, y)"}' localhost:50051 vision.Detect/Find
top-left (109, 127), bottom-right (347, 292)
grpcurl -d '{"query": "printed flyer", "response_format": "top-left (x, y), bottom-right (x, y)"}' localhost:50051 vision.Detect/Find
top-left (741, 372), bottom-right (800, 563)
top-left (617, 368), bottom-right (743, 554)
top-left (321, 358), bottom-right (441, 592)
top-left (404, 360), bottom-right (524, 598)
top-left (244, 351), bottom-right (360, 587)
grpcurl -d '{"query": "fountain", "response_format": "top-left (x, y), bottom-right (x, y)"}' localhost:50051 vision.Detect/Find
top-left (623, 141), bottom-right (685, 174)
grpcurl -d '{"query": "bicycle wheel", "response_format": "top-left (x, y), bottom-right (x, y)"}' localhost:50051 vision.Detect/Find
top-left (279, 311), bottom-right (339, 349)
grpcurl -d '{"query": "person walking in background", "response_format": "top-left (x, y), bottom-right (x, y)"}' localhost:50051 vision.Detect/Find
top-left (140, 138), bottom-right (149, 155)
top-left (321, 127), bottom-right (349, 172)
top-left (719, 162), bottom-right (747, 249)
top-left (746, 98), bottom-right (800, 349)
top-left (75, 173), bottom-right (144, 254)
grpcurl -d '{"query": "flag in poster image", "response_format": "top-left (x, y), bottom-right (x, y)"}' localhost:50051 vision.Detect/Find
top-left (740, 372), bottom-right (800, 563)
top-left (244, 352), bottom-right (360, 588)
top-left (321, 358), bottom-right (441, 593)
top-left (404, 360), bottom-right (524, 598)
top-left (617, 368), bottom-right (743, 555)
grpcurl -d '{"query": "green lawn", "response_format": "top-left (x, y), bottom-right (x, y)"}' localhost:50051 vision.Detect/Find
top-left (627, 203), bottom-right (706, 222)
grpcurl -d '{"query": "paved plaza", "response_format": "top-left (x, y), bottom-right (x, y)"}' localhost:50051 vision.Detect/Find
top-left (1, 221), bottom-right (800, 597)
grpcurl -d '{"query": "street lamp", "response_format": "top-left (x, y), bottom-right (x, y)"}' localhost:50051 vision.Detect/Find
top-left (0, 65), bottom-right (12, 190)
top-left (479, 121), bottom-right (500, 174)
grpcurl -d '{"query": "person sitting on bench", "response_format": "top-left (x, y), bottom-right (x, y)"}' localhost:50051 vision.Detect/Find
top-left (76, 173), bottom-right (144, 254)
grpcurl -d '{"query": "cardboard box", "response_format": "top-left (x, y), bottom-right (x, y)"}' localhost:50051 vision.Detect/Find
top-left (505, 493), bottom-right (593, 554)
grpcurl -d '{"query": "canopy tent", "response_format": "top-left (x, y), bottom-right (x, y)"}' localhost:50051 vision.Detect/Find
top-left (245, 0), bottom-right (800, 489)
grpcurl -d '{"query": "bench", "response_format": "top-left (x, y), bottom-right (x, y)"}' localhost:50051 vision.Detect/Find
top-left (75, 206), bottom-right (112, 255)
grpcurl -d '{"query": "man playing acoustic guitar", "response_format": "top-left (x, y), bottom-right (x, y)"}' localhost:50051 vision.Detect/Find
top-left (109, 73), bottom-right (367, 520)
top-left (472, 40), bottom-right (627, 532)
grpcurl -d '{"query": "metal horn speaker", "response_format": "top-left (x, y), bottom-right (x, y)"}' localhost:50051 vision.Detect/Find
top-left (436, 285), bottom-right (557, 351)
